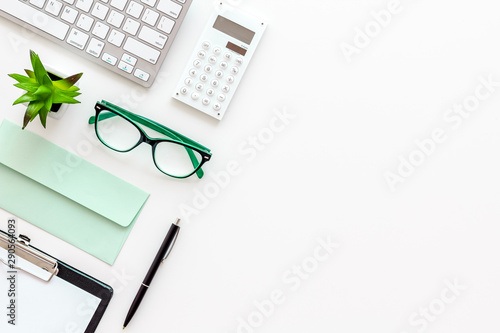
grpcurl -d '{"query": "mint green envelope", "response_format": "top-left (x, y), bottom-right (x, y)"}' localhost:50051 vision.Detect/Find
top-left (0, 120), bottom-right (149, 264)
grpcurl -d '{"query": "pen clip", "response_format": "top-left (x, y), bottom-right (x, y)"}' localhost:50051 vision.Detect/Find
top-left (161, 227), bottom-right (180, 264)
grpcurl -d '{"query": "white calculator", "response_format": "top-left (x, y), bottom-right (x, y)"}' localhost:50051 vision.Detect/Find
top-left (172, 3), bottom-right (266, 120)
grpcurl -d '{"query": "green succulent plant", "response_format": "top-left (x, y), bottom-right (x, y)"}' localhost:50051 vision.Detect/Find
top-left (9, 50), bottom-right (83, 129)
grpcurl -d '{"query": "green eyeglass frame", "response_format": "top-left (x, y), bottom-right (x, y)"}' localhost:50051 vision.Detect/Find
top-left (88, 100), bottom-right (212, 179)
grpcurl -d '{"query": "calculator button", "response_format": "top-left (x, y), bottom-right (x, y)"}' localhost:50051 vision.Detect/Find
top-left (215, 70), bottom-right (223, 78)
top-left (206, 88), bottom-right (215, 96)
top-left (204, 65), bottom-right (212, 73)
top-left (191, 92), bottom-right (199, 100)
top-left (210, 79), bottom-right (219, 87)
top-left (208, 56), bottom-right (217, 64)
top-left (193, 59), bottom-right (201, 67)
top-left (180, 87), bottom-right (188, 94)
top-left (226, 75), bottom-right (234, 83)
top-left (189, 68), bottom-right (197, 76)
top-left (221, 85), bottom-right (230, 93)
top-left (235, 57), bottom-right (243, 66)
top-left (223, 53), bottom-right (231, 60)
top-left (213, 103), bottom-right (221, 111)
top-left (184, 77), bottom-right (193, 85)
top-left (195, 83), bottom-right (204, 91)
top-left (217, 93), bottom-right (225, 102)
top-left (202, 41), bottom-right (210, 49)
top-left (200, 74), bottom-right (208, 82)
top-left (230, 67), bottom-right (239, 75)
top-left (202, 97), bottom-right (210, 105)
top-left (197, 50), bottom-right (206, 59)
top-left (219, 61), bottom-right (228, 69)
top-left (213, 46), bottom-right (221, 55)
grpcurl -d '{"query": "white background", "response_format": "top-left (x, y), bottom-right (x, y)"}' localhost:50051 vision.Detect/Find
top-left (1, 0), bottom-right (500, 332)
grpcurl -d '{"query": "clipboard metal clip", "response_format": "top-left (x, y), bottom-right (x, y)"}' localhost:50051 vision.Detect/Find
top-left (0, 231), bottom-right (59, 282)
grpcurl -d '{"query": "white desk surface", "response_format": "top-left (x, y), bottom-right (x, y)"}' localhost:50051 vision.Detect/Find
top-left (1, 0), bottom-right (500, 332)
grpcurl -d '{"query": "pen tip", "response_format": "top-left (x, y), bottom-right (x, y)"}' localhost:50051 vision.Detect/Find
top-left (123, 326), bottom-right (126, 330)
top-left (174, 218), bottom-right (181, 226)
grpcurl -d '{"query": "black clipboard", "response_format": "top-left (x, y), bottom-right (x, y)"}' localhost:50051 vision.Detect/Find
top-left (0, 230), bottom-right (113, 333)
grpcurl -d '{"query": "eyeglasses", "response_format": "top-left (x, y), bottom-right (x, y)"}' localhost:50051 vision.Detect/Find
top-left (89, 100), bottom-right (212, 179)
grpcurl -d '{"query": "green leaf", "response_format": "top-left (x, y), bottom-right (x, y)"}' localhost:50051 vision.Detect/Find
top-left (53, 73), bottom-right (83, 90)
top-left (38, 106), bottom-right (50, 128)
top-left (23, 100), bottom-right (44, 129)
top-left (25, 69), bottom-right (35, 79)
top-left (14, 82), bottom-right (40, 93)
top-left (42, 72), bottom-right (53, 88)
top-left (30, 50), bottom-right (49, 85)
top-left (44, 94), bottom-right (53, 112)
top-left (13, 93), bottom-right (36, 105)
top-left (33, 85), bottom-right (51, 100)
top-left (52, 90), bottom-right (81, 104)
top-left (8, 73), bottom-right (33, 84)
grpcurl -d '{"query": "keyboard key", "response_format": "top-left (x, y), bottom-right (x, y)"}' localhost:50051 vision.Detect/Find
top-left (142, 8), bottom-right (159, 26)
top-left (134, 69), bottom-right (150, 82)
top-left (76, 0), bottom-right (93, 12)
top-left (158, 16), bottom-right (175, 34)
top-left (138, 26), bottom-right (168, 49)
top-left (46, 0), bottom-right (63, 16)
top-left (123, 18), bottom-right (140, 36)
top-left (141, 0), bottom-right (157, 6)
top-left (126, 1), bottom-right (144, 18)
top-left (118, 61), bottom-right (134, 74)
top-left (122, 54), bottom-right (138, 66)
top-left (30, 0), bottom-right (46, 9)
top-left (102, 53), bottom-right (118, 66)
top-left (86, 38), bottom-right (105, 57)
top-left (157, 0), bottom-right (182, 19)
top-left (92, 22), bottom-right (110, 39)
top-left (91, 3), bottom-right (109, 20)
top-left (61, 6), bottom-right (78, 23)
top-left (107, 10), bottom-right (125, 27)
top-left (123, 37), bottom-right (160, 64)
top-left (0, 1), bottom-right (69, 40)
top-left (76, 14), bottom-right (94, 31)
top-left (108, 29), bottom-right (125, 47)
top-left (67, 28), bottom-right (89, 49)
top-left (110, 0), bottom-right (127, 11)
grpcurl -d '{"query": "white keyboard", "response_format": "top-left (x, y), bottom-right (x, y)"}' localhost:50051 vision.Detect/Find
top-left (0, 0), bottom-right (192, 87)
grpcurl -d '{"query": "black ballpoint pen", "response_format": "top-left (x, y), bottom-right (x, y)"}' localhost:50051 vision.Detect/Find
top-left (123, 218), bottom-right (181, 329)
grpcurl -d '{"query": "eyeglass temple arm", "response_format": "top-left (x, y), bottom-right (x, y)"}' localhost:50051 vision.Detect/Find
top-left (89, 112), bottom-right (207, 179)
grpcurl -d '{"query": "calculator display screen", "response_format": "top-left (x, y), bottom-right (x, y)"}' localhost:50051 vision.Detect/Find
top-left (213, 16), bottom-right (255, 45)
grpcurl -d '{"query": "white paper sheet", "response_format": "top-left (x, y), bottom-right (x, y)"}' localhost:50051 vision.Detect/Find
top-left (0, 256), bottom-right (100, 332)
